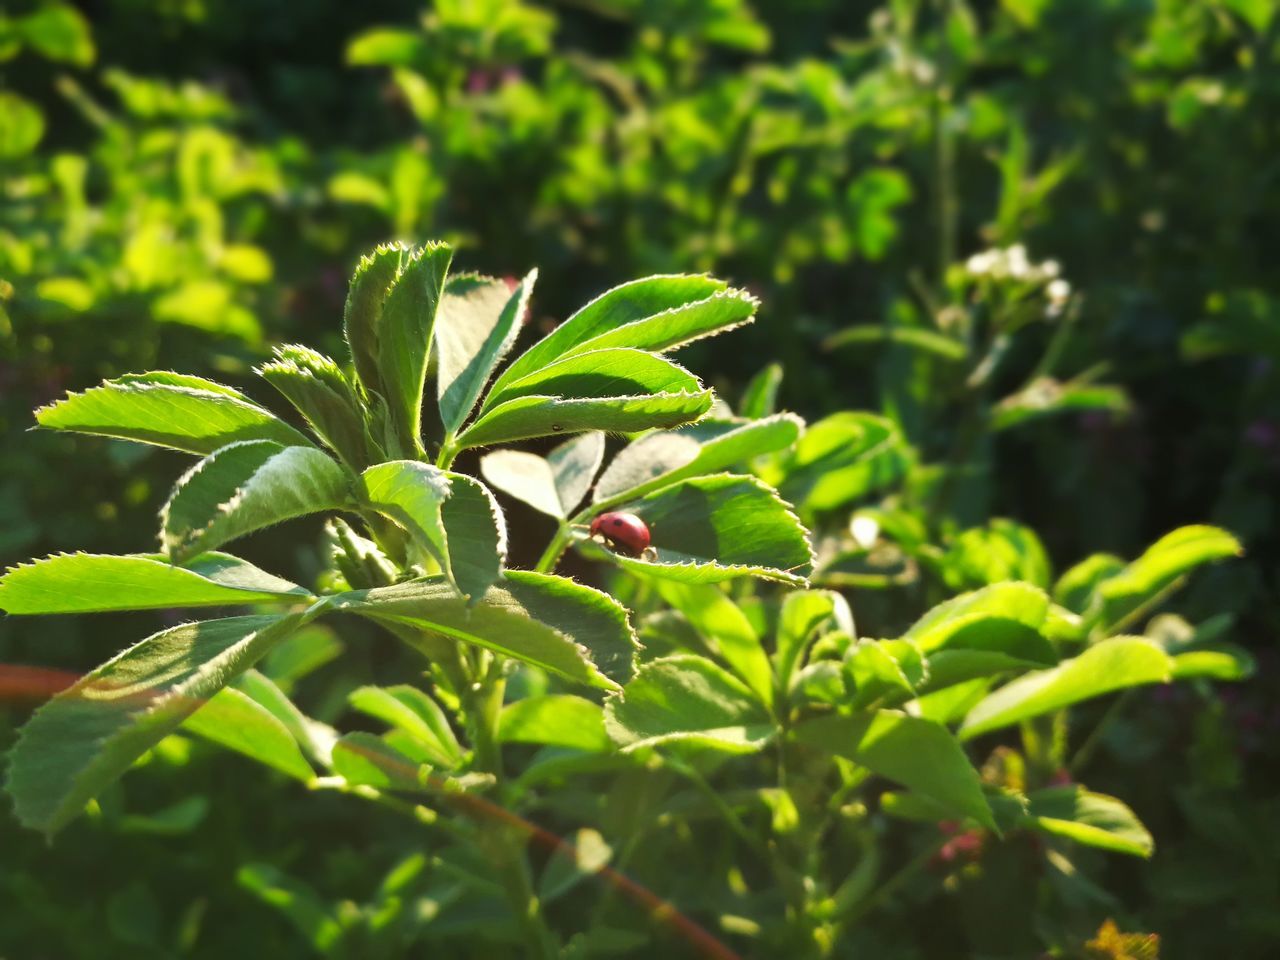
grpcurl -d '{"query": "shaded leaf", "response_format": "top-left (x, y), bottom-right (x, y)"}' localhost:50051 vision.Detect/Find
top-left (437, 271), bottom-right (536, 435)
top-left (793, 711), bottom-right (994, 829)
top-left (776, 412), bottom-right (909, 512)
top-left (5, 612), bottom-right (307, 834)
top-left (1098, 526), bottom-right (1242, 630)
top-left (1024, 786), bottom-right (1154, 858)
top-left (161, 441), bottom-right (352, 562)
top-left (348, 685), bottom-right (462, 767)
top-left (604, 655), bottom-right (774, 753)
top-left (657, 582), bottom-right (773, 706)
top-left (330, 732), bottom-right (424, 790)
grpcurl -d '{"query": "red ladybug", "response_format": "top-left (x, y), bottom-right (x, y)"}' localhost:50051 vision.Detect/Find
top-left (589, 512), bottom-right (654, 559)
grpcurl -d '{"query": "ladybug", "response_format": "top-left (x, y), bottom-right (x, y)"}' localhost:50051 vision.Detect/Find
top-left (589, 512), bottom-right (655, 560)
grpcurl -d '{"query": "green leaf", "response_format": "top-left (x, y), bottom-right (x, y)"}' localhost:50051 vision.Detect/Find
top-left (1098, 526), bottom-right (1242, 630)
top-left (0, 552), bottom-right (310, 614)
top-left (959, 637), bottom-right (1173, 739)
top-left (1023, 786), bottom-right (1154, 858)
top-left (991, 380), bottom-right (1130, 432)
top-left (604, 655), bottom-right (775, 753)
top-left (846, 639), bottom-right (924, 707)
top-left (348, 685), bottom-right (462, 768)
top-left (824, 325), bottom-right (967, 360)
top-left (586, 474), bottom-right (813, 586)
top-left (344, 243), bottom-right (407, 397)
top-left (330, 732), bottom-right (424, 790)
top-left (258, 344), bottom-right (370, 468)
top-left (235, 670), bottom-right (338, 766)
top-left (439, 473), bottom-right (507, 602)
top-left (486, 348), bottom-right (704, 411)
top-left (775, 590), bottom-right (854, 690)
top-left (377, 242), bottom-right (453, 455)
top-left (498, 695), bottom-right (609, 752)
top-left (655, 582), bottom-right (773, 707)
top-left (558, 287), bottom-right (757, 358)
top-left (161, 441), bottom-right (352, 562)
top-left (346, 27), bottom-right (426, 66)
top-left (456, 391), bottom-right (713, 449)
top-left (35, 377), bottom-right (310, 454)
top-left (549, 432), bottom-right (606, 513)
top-left (437, 271), bottom-right (536, 435)
top-left (5, 612), bottom-right (307, 835)
top-left (489, 275), bottom-right (729, 399)
top-left (539, 828), bottom-right (613, 902)
top-left (1053, 553), bottom-right (1124, 615)
top-left (739, 363), bottom-right (782, 419)
top-left (903, 582), bottom-right (1050, 652)
top-left (0, 92), bottom-right (43, 157)
top-left (593, 414), bottom-right (803, 505)
top-left (777, 412), bottom-right (909, 512)
top-left (333, 571), bottom-right (636, 689)
top-left (1170, 645), bottom-right (1255, 681)
top-left (940, 519), bottom-right (1051, 590)
top-left (19, 4), bottom-right (95, 65)
top-left (793, 711), bottom-right (994, 829)
top-left (181, 687), bottom-right (314, 781)
top-left (360, 459), bottom-right (451, 575)
top-left (237, 863), bottom-right (343, 953)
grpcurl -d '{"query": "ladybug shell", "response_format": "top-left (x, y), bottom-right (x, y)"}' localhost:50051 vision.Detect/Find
top-left (589, 512), bottom-right (651, 557)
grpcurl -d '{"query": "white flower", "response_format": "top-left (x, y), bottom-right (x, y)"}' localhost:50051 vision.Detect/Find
top-left (966, 251), bottom-right (995, 275)
top-left (850, 515), bottom-right (880, 549)
top-left (1047, 278), bottom-right (1071, 303)
top-left (1040, 259), bottom-right (1061, 279)
top-left (1006, 244), bottom-right (1030, 278)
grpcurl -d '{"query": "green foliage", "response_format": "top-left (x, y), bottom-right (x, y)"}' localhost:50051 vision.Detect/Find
top-left (2, 1), bottom-right (1275, 956)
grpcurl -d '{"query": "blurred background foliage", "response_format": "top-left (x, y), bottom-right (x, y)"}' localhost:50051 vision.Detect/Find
top-left (1, 0), bottom-right (1278, 957)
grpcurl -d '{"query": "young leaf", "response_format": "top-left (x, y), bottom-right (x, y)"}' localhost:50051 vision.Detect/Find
top-left (488, 275), bottom-right (729, 398)
top-left (498, 695), bottom-right (609, 752)
top-left (437, 270), bottom-right (536, 435)
top-left (549, 431), bottom-right (606, 513)
top-left (5, 612), bottom-right (308, 835)
top-left (0, 552), bottom-right (310, 614)
top-left (377, 242), bottom-right (453, 455)
top-left (1097, 526), bottom-right (1242, 631)
top-left (593, 414), bottom-right (804, 505)
top-left (655, 582), bottom-right (773, 707)
top-left (792, 711), bottom-right (995, 829)
top-left (35, 377), bottom-right (309, 454)
top-left (484, 348), bottom-right (704, 411)
top-left (959, 637), bottom-right (1173, 739)
top-left (585, 474), bottom-right (813, 585)
top-left (235, 669), bottom-right (338, 766)
top-left (348, 685), bottom-right (462, 768)
top-left (455, 391), bottom-right (713, 449)
top-left (604, 655), bottom-right (775, 753)
top-left (181, 687), bottom-right (315, 782)
top-left (161, 441), bottom-right (352, 562)
top-left (1023, 786), bottom-right (1154, 858)
top-left (1169, 645), bottom-right (1255, 681)
top-left (360, 460), bottom-right (452, 577)
top-left (344, 242), bottom-right (407, 396)
top-left (332, 572), bottom-right (636, 689)
top-left (775, 590), bottom-right (854, 690)
top-left (258, 344), bottom-right (371, 468)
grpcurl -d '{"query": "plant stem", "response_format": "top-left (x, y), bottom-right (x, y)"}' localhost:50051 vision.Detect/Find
top-left (534, 522), bottom-right (574, 573)
top-left (837, 835), bottom-right (948, 931)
